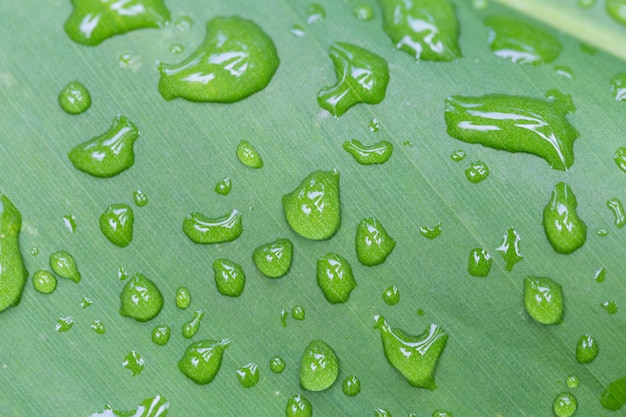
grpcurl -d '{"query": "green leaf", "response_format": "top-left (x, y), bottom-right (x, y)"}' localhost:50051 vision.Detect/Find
top-left (0, 0), bottom-right (625, 416)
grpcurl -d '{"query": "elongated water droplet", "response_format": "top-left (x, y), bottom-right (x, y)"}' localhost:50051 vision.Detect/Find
top-left (300, 340), bottom-right (339, 391)
top-left (183, 209), bottom-right (243, 244)
top-left (567, 375), bottom-right (580, 389)
top-left (270, 355), bottom-right (286, 373)
top-left (282, 170), bottom-right (341, 240)
top-left (213, 258), bottom-right (246, 297)
top-left (601, 300), bottom-right (618, 314)
top-left (281, 309), bottom-right (288, 328)
top-left (63, 214), bottom-right (77, 233)
top-left (432, 411), bottom-right (452, 417)
top-left (600, 377), bottom-right (626, 411)
top-left (178, 338), bottom-right (230, 385)
top-left (374, 315), bottom-right (448, 390)
top-left (594, 267), bottom-right (606, 283)
top-left (465, 161), bottom-right (489, 183)
top-left (122, 350), bottom-right (145, 376)
top-left (607, 198), bottom-right (625, 227)
top-left (615, 147), bottom-right (626, 172)
top-left (158, 17), bottom-right (279, 103)
top-left (353, 4), bottom-right (374, 21)
top-left (253, 238), bottom-right (293, 278)
top-left (0, 194), bottom-right (27, 312)
top-left (152, 325), bottom-right (171, 346)
top-left (215, 177), bottom-right (232, 196)
top-left (611, 73), bottom-right (626, 101)
top-left (316, 253), bottom-right (357, 304)
top-left (356, 217), bottom-right (396, 266)
top-left (318, 42), bottom-right (389, 117)
top-left (236, 363), bottom-right (259, 388)
top-left (182, 309), bottom-right (204, 339)
top-left (596, 228), bottom-right (609, 237)
top-left (236, 140), bottom-right (263, 168)
top-left (383, 285), bottom-right (400, 305)
top-left (100, 203), bottom-right (134, 247)
top-left (32, 270), bottom-right (57, 294)
top-left (552, 393), bottom-right (577, 417)
top-left (420, 223), bottom-right (442, 239)
top-left (118, 266), bottom-right (128, 281)
top-left (607, 0), bottom-right (626, 25)
top-left (68, 115), bottom-right (139, 178)
top-left (445, 91), bottom-right (578, 170)
top-left (64, 0), bottom-right (170, 46)
top-left (524, 276), bottom-right (563, 325)
top-left (285, 394), bottom-right (312, 417)
top-left (450, 150), bottom-right (465, 161)
top-left (543, 182), bottom-right (586, 254)
top-left (554, 66), bottom-right (574, 79)
top-left (485, 15), bottom-right (562, 65)
top-left (119, 273), bottom-right (164, 322)
top-left (56, 316), bottom-right (74, 332)
top-left (90, 320), bottom-right (105, 334)
top-left (50, 250), bottom-right (81, 283)
top-left (468, 248), bottom-right (492, 277)
top-left (291, 305), bottom-right (305, 320)
top-left (306, 3), bottom-right (326, 24)
top-left (175, 286), bottom-right (191, 309)
top-left (375, 408), bottom-right (392, 417)
top-left (133, 189), bottom-right (148, 207)
top-left (576, 333), bottom-right (599, 364)
top-left (497, 228), bottom-right (523, 271)
top-left (90, 395), bottom-right (169, 417)
top-left (59, 81), bottom-right (91, 114)
top-left (289, 24), bottom-right (306, 38)
top-left (378, 0), bottom-right (461, 61)
top-left (343, 139), bottom-right (393, 165)
top-left (342, 374), bottom-right (361, 396)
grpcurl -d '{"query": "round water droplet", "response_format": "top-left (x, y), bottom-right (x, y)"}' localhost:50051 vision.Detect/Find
top-left (152, 325), bottom-right (171, 346)
top-left (90, 320), bottom-right (106, 334)
top-left (176, 286), bottom-right (191, 309)
top-left (465, 161), bottom-right (489, 183)
top-left (468, 248), bottom-right (492, 277)
top-left (59, 81), bottom-right (91, 115)
top-left (215, 177), bottom-right (232, 196)
top-left (291, 305), bottom-right (305, 320)
top-left (183, 209), bottom-right (243, 244)
top-left (30, 246), bottom-right (39, 256)
top-left (133, 189), bottom-right (148, 207)
top-left (122, 350), bottom-right (145, 376)
top-left (119, 273), bottom-right (164, 322)
top-left (213, 258), bottom-right (246, 297)
top-left (306, 3), bottom-right (325, 24)
top-left (600, 377), bottom-right (626, 411)
top-left (100, 203), bottom-right (134, 247)
top-left (50, 250), bottom-right (81, 283)
top-left (342, 375), bottom-right (361, 396)
top-left (601, 300), bottom-right (618, 314)
top-left (355, 217), bottom-right (396, 266)
top-left (316, 253), bottom-right (357, 304)
top-left (553, 392), bottom-right (577, 417)
top-left (450, 150), bottom-right (465, 161)
top-left (236, 363), bottom-right (259, 388)
top-left (567, 375), bottom-right (580, 389)
top-left (236, 140), bottom-right (263, 169)
top-left (178, 339), bottom-right (230, 385)
top-left (182, 309), bottom-right (204, 339)
top-left (285, 394), bottom-right (312, 417)
top-left (270, 355), bottom-right (286, 373)
top-left (300, 340), bottom-right (339, 391)
top-left (353, 4), bottom-right (374, 21)
top-left (32, 270), bottom-right (57, 294)
top-left (524, 276), bottom-right (564, 325)
top-left (253, 238), bottom-right (293, 278)
top-left (383, 286), bottom-right (400, 305)
top-left (576, 333), bottom-right (599, 364)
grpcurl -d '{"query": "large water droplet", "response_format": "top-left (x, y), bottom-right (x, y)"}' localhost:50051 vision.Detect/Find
top-left (213, 258), bottom-right (246, 297)
top-left (178, 339), bottom-right (230, 384)
top-left (553, 392), bottom-right (577, 417)
top-left (253, 238), bottom-right (293, 278)
top-left (59, 81), bottom-right (91, 114)
top-left (524, 276), bottom-right (563, 325)
top-left (607, 0), bottom-right (626, 25)
top-left (300, 340), bottom-right (339, 391)
top-left (119, 273), bottom-right (164, 322)
top-left (183, 209), bottom-right (243, 244)
top-left (543, 182), bottom-right (586, 254)
top-left (0, 194), bottom-right (27, 312)
top-left (316, 253), bottom-right (357, 304)
top-left (100, 203), bottom-right (134, 247)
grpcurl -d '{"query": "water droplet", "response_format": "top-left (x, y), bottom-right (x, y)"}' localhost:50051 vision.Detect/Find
top-left (524, 276), bottom-right (563, 325)
top-left (465, 161), bottom-right (489, 183)
top-left (281, 309), bottom-right (288, 328)
top-left (596, 228), bottom-right (609, 236)
top-left (610, 73), bottom-right (626, 101)
top-left (169, 43), bottom-right (184, 54)
top-left (607, 198), bottom-right (626, 227)
top-left (68, 115), bottom-right (139, 178)
top-left (100, 203), bottom-right (134, 247)
top-left (213, 258), bottom-right (246, 297)
top-left (484, 15), bottom-right (562, 65)
top-left (318, 42), bottom-right (389, 117)
top-left (353, 4), bottom-right (374, 21)
top-left (450, 150), bottom-right (465, 161)
top-left (270, 355), bottom-right (286, 373)
top-left (567, 375), bottom-right (580, 389)
top-left (175, 286), bottom-right (191, 309)
top-left (468, 248), bottom-right (492, 277)
top-left (432, 411), bottom-right (453, 417)
top-left (369, 118), bottom-right (381, 132)
top-left (174, 15), bottom-right (192, 31)
top-left (158, 17), bottom-right (279, 103)
top-left (55, 316), bottom-right (74, 332)
top-left (553, 392), bottom-right (577, 417)
top-left (253, 238), bottom-right (293, 279)
top-left (291, 305), bottom-right (305, 320)
top-left (118, 266), bottom-right (129, 280)
top-left (215, 177), bottom-right (232, 196)
top-left (342, 374), bottom-right (361, 396)
top-left (152, 325), bottom-right (171, 346)
top-left (497, 227), bottom-right (523, 271)
top-left (64, 0), bottom-right (170, 45)
top-left (30, 246), bottom-right (39, 256)
top-left (543, 182), bottom-right (587, 254)
top-left (62, 214), bottom-right (77, 233)
top-left (375, 407), bottom-right (392, 417)
top-left (183, 209), bottom-right (243, 244)
top-left (58, 81), bottom-right (91, 114)
top-left (182, 309), bottom-right (204, 339)
top-left (300, 340), bottom-right (339, 391)
top-left (316, 253), bottom-right (357, 304)
top-left (379, 0), bottom-right (461, 61)
top-left (402, 140), bottom-right (413, 146)
top-left (133, 189), bottom-right (148, 207)
top-left (122, 350), bottom-right (145, 376)
top-left (420, 223), bottom-right (442, 239)
top-left (50, 250), bottom-right (81, 283)
top-left (236, 140), bottom-right (264, 169)
top-left (32, 270), bottom-right (57, 294)
top-left (306, 3), bottom-right (326, 24)
top-left (356, 217), bottom-right (396, 266)
top-left (445, 90), bottom-right (577, 170)
top-left (282, 170), bottom-right (341, 240)
top-left (594, 267), bottom-right (606, 283)
top-left (554, 66), bottom-right (574, 79)
top-left (601, 300), bottom-right (618, 314)
top-left (383, 286), bottom-right (400, 305)
top-left (289, 24), bottom-right (306, 38)
top-left (286, 394), bottom-right (312, 417)
top-left (178, 339), bottom-right (230, 385)
top-left (600, 377), bottom-right (626, 411)
top-left (416, 308), bottom-right (425, 316)
top-left (236, 363), bottom-right (259, 388)
top-left (118, 52), bottom-right (142, 71)
top-left (119, 273), bottom-right (164, 322)
top-left (374, 315), bottom-right (448, 390)
top-left (0, 195), bottom-right (27, 312)
top-left (607, 0), bottom-right (626, 25)
top-left (578, 0), bottom-right (595, 7)
top-left (343, 139), bottom-right (393, 165)
top-left (80, 297), bottom-right (93, 309)
top-left (90, 320), bottom-right (105, 334)
top-left (90, 395), bottom-right (169, 417)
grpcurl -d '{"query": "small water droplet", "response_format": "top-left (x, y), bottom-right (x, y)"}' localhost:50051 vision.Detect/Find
top-left (55, 316), bottom-right (74, 332)
top-left (594, 267), bottom-right (606, 283)
top-left (175, 286), bottom-right (191, 309)
top-left (601, 300), bottom-right (618, 314)
top-left (289, 24), bottom-right (305, 38)
top-left (450, 150), bottom-right (465, 161)
top-left (300, 340), bottom-right (339, 391)
top-left (236, 140), bottom-right (264, 169)
top-left (614, 147), bottom-right (626, 172)
top-left (90, 396), bottom-right (168, 417)
top-left (567, 375), bottom-right (580, 389)
top-left (100, 203), bottom-right (134, 247)
top-left (118, 266), bottom-right (129, 280)
top-left (554, 65), bottom-right (574, 79)
top-left (553, 392), bottom-right (577, 417)
top-left (524, 276), bottom-right (564, 325)
top-left (306, 3), bottom-right (326, 24)
top-left (62, 215), bottom-right (77, 233)
top-left (374, 407), bottom-right (392, 417)
top-left (169, 43), bottom-right (184, 54)
top-left (119, 273), bottom-right (164, 322)
top-left (32, 270), bottom-right (57, 294)
top-left (353, 4), bottom-right (374, 21)
top-left (578, 0), bottom-right (595, 7)
top-left (316, 253), bottom-right (357, 304)
top-left (543, 182), bottom-right (586, 254)
top-left (80, 297), bottom-right (93, 309)
top-left (122, 350), bottom-right (145, 376)
top-left (118, 52), bottom-right (141, 71)
top-left (178, 339), bottom-right (230, 384)
top-left (369, 118), bottom-right (381, 132)
top-left (416, 308), bottom-right (425, 316)
top-left (213, 258), bottom-right (246, 297)
top-left (270, 355), bottom-right (286, 373)
top-left (58, 81), bottom-right (91, 115)
top-left (496, 228), bottom-right (523, 271)
top-left (182, 309), bottom-right (204, 339)
top-left (343, 139), bottom-right (393, 165)
top-left (286, 394), bottom-right (312, 417)
top-left (281, 309), bottom-right (288, 328)
top-left (383, 286), bottom-right (400, 305)
top-left (342, 374), bottom-right (361, 396)
top-left (90, 320), bottom-right (106, 334)
top-left (30, 246), bottom-right (39, 256)
top-left (420, 223), bottom-right (442, 239)
top-left (432, 411), bottom-right (453, 417)
top-left (468, 248), bottom-right (492, 277)
top-left (152, 325), bottom-right (171, 346)
top-left (596, 228), bottom-right (609, 236)
top-left (133, 189), bottom-right (149, 207)
top-left (253, 238), bottom-right (293, 279)
top-left (465, 161), bottom-right (489, 183)
top-left (183, 209), bottom-right (243, 244)
top-left (473, 0), bottom-right (490, 9)
top-left (235, 363), bottom-right (259, 388)
top-left (50, 250), bottom-right (81, 283)
top-left (215, 177), bottom-right (232, 196)
top-left (174, 15), bottom-right (192, 31)
top-left (291, 305), bottom-right (305, 320)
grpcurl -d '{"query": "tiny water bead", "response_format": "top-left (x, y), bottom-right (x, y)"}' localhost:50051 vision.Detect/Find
top-left (432, 411), bottom-right (452, 417)
top-left (465, 161), bottom-right (489, 183)
top-left (30, 246), bottom-right (39, 256)
top-left (32, 270), bottom-right (57, 294)
top-left (118, 52), bottom-right (141, 71)
top-left (118, 266), bottom-right (129, 281)
top-left (374, 315), bottom-right (448, 390)
top-left (607, 0), bottom-right (626, 25)
top-left (170, 44), bottom-right (184, 54)
top-left (553, 392), bottom-right (577, 417)
top-left (567, 375), bottom-right (580, 389)
top-left (183, 209), bottom-right (243, 244)
top-left (607, 198), bottom-right (625, 227)
top-left (236, 140), bottom-right (263, 169)
top-left (383, 286), bottom-right (400, 305)
top-left (600, 377), bottom-right (626, 411)
top-left (318, 42), bottom-right (389, 117)
top-left (356, 217), bottom-right (396, 266)
top-left (158, 16), bottom-right (279, 103)
top-left (100, 203), bottom-right (134, 247)
top-left (445, 90), bottom-right (578, 171)
top-left (133, 189), bottom-right (148, 207)
top-left (343, 139), bottom-right (393, 165)
top-left (300, 340), bottom-right (339, 391)
top-left (306, 3), bottom-right (326, 24)
top-left (543, 182), bottom-right (587, 254)
top-left (576, 333), bottom-right (599, 363)
top-left (316, 252), bottom-right (357, 304)
top-left (174, 15), bottom-right (193, 31)
top-left (253, 238), bottom-right (293, 278)
top-left (122, 350), bottom-right (145, 377)
top-left (152, 325), bottom-right (171, 346)
top-left (611, 73), bottom-right (626, 101)
top-left (215, 177), bottom-right (232, 196)
top-left (342, 375), bottom-right (361, 396)
top-left (468, 248), bottom-right (492, 277)
top-left (55, 316), bottom-right (74, 332)
top-left (178, 339), bottom-right (230, 385)
top-left (236, 363), bottom-right (259, 388)
top-left (420, 223), bottom-right (442, 239)
top-left (524, 276), bottom-right (564, 325)
top-left (58, 81), bottom-right (91, 114)
top-left (0, 194), bottom-right (28, 313)
top-left (285, 394), bottom-right (312, 417)
top-left (595, 267), bottom-right (606, 283)
top-left (291, 305), bottom-right (305, 320)
top-left (213, 258), bottom-right (246, 297)
top-left (182, 309), bottom-right (204, 339)
top-left (601, 300), bottom-right (618, 314)
top-left (270, 356), bottom-right (286, 373)
top-left (119, 273), bottom-right (164, 322)
top-left (90, 320), bottom-right (105, 334)
top-left (450, 150), bottom-right (465, 161)
top-left (175, 286), bottom-right (191, 309)
top-left (289, 24), bottom-right (306, 38)
top-left (554, 66), bottom-right (574, 79)
top-left (50, 250), bottom-right (81, 283)
top-left (497, 228), bottom-right (523, 271)
top-left (353, 4), bottom-right (374, 21)
top-left (369, 118), bottom-right (381, 132)
top-left (282, 170), bottom-right (341, 240)
top-left (378, 0), bottom-right (461, 61)
top-left (485, 15), bottom-right (562, 65)
top-left (63, 215), bottom-right (77, 233)
top-left (68, 115), bottom-right (139, 178)
top-left (596, 228), bottom-right (609, 237)
top-left (90, 395), bottom-right (169, 417)
top-left (80, 297), bottom-right (93, 309)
